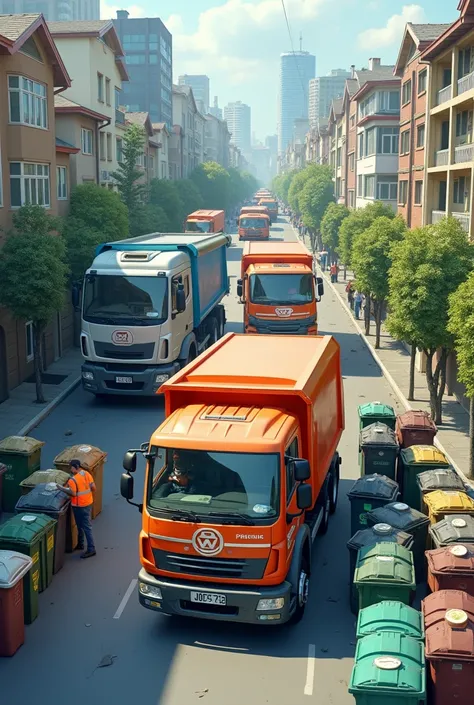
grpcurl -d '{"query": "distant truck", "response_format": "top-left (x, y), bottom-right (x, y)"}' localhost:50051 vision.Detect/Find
top-left (185, 210), bottom-right (225, 234)
top-left (237, 210), bottom-right (270, 241)
top-left (80, 232), bottom-right (228, 397)
top-left (258, 198), bottom-right (278, 222)
top-left (120, 332), bottom-right (344, 625)
top-left (240, 205), bottom-right (272, 224)
top-left (237, 241), bottom-right (324, 335)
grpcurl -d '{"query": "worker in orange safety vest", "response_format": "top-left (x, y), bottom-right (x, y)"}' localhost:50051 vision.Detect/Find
top-left (57, 459), bottom-right (96, 558)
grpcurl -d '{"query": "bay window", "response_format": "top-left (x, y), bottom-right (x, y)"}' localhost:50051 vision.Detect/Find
top-left (8, 75), bottom-right (47, 129)
top-left (10, 162), bottom-right (50, 208)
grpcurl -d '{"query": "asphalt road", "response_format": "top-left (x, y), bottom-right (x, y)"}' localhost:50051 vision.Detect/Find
top-left (0, 217), bottom-right (404, 705)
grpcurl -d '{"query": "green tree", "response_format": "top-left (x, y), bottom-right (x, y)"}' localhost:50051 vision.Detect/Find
top-left (191, 162), bottom-right (231, 210)
top-left (338, 201), bottom-right (396, 277)
top-left (387, 218), bottom-right (473, 423)
top-left (448, 273), bottom-right (474, 478)
top-left (272, 171), bottom-right (296, 203)
top-left (352, 216), bottom-right (406, 348)
top-left (173, 179), bottom-right (204, 218)
top-left (0, 206), bottom-right (69, 403)
top-left (149, 179), bottom-right (185, 231)
top-left (299, 171), bottom-right (334, 251)
top-left (111, 123), bottom-right (147, 222)
top-left (320, 202), bottom-right (349, 262)
top-left (132, 204), bottom-right (170, 236)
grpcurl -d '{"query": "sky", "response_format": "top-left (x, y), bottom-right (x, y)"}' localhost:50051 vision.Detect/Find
top-left (100, 0), bottom-right (457, 141)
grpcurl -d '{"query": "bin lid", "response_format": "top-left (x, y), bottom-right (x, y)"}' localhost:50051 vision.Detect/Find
top-left (425, 606), bottom-right (474, 661)
top-left (347, 526), bottom-right (413, 552)
top-left (360, 423), bottom-right (398, 448)
top-left (19, 469), bottom-right (71, 488)
top-left (426, 544), bottom-right (474, 575)
top-left (350, 632), bottom-right (425, 695)
top-left (358, 402), bottom-right (396, 419)
top-left (422, 590), bottom-right (474, 629)
top-left (356, 601), bottom-right (424, 639)
top-left (400, 445), bottom-right (449, 466)
top-left (429, 514), bottom-right (474, 546)
top-left (15, 483), bottom-right (70, 513)
top-left (396, 410), bottom-right (436, 432)
top-left (0, 512), bottom-right (56, 543)
top-left (347, 474), bottom-right (399, 501)
top-left (53, 444), bottom-right (107, 470)
top-left (0, 550), bottom-right (33, 589)
top-left (355, 542), bottom-right (415, 587)
top-left (368, 502), bottom-right (430, 533)
top-left (0, 435), bottom-right (45, 455)
top-left (416, 468), bottom-right (464, 493)
top-left (423, 490), bottom-right (474, 514)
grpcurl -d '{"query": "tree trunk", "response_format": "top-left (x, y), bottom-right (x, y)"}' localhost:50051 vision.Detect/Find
top-left (343, 264), bottom-right (347, 281)
top-left (374, 300), bottom-right (383, 349)
top-left (408, 344), bottom-right (416, 401)
top-left (33, 322), bottom-right (45, 404)
top-left (364, 294), bottom-right (371, 336)
top-left (469, 397), bottom-right (474, 480)
top-left (425, 348), bottom-right (448, 425)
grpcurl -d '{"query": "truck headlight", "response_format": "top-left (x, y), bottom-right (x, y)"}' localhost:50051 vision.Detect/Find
top-left (82, 371), bottom-right (94, 381)
top-left (256, 598), bottom-right (285, 611)
top-left (139, 582), bottom-right (162, 600)
top-left (155, 374), bottom-right (169, 384)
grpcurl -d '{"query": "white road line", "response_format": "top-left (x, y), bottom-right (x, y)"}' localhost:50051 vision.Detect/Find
top-left (304, 644), bottom-right (316, 696)
top-left (113, 578), bottom-right (137, 619)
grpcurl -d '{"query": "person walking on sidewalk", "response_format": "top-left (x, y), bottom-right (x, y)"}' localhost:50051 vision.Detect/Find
top-left (57, 459), bottom-right (96, 558)
top-left (354, 290), bottom-right (363, 320)
top-left (330, 262), bottom-right (339, 283)
top-left (320, 250), bottom-right (328, 271)
top-left (346, 280), bottom-right (354, 310)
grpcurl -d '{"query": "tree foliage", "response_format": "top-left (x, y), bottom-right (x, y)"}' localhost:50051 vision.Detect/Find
top-left (272, 171), bottom-right (297, 203)
top-left (320, 202), bottom-right (349, 255)
top-left (191, 161), bottom-right (231, 210)
top-left (299, 171), bottom-right (334, 234)
top-left (149, 178), bottom-right (185, 231)
top-left (173, 179), bottom-right (204, 217)
top-left (111, 123), bottom-right (147, 219)
top-left (338, 201), bottom-right (395, 269)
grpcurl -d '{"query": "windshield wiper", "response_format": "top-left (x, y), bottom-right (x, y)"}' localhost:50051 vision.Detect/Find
top-left (158, 507), bottom-right (201, 523)
top-left (208, 511), bottom-right (255, 525)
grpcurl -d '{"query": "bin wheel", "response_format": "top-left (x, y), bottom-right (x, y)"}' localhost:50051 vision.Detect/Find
top-left (329, 463), bottom-right (340, 515)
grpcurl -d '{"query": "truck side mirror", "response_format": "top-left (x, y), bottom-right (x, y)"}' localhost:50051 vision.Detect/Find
top-left (317, 277), bottom-right (324, 298)
top-left (176, 284), bottom-right (186, 313)
top-left (237, 279), bottom-right (243, 298)
top-left (296, 483), bottom-right (312, 510)
top-left (123, 451), bottom-right (137, 473)
top-left (120, 472), bottom-right (134, 500)
top-left (294, 459), bottom-right (310, 481)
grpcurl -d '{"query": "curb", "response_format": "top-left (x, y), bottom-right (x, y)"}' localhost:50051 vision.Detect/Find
top-left (17, 376), bottom-right (81, 436)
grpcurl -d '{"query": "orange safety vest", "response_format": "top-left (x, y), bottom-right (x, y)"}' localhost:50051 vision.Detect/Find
top-left (67, 470), bottom-right (94, 507)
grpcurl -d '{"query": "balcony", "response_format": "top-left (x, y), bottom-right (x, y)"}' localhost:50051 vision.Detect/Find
top-left (437, 84), bottom-right (452, 105)
top-left (453, 211), bottom-right (471, 232)
top-left (435, 149), bottom-right (449, 166)
top-left (115, 108), bottom-right (125, 125)
top-left (431, 210), bottom-right (446, 224)
top-left (455, 144), bottom-right (474, 164)
top-left (458, 71), bottom-right (474, 96)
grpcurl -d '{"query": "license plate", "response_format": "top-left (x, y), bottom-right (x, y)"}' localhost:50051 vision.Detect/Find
top-left (190, 591), bottom-right (227, 605)
top-left (115, 376), bottom-right (133, 384)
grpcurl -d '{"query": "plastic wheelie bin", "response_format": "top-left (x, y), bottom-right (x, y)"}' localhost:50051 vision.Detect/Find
top-left (15, 483), bottom-right (70, 575)
top-left (0, 463), bottom-right (6, 521)
top-left (349, 631), bottom-right (426, 705)
top-left (0, 436), bottom-right (44, 513)
top-left (0, 551), bottom-right (33, 656)
top-left (423, 490), bottom-right (474, 525)
top-left (396, 409), bottom-right (437, 449)
top-left (54, 444), bottom-right (107, 519)
top-left (426, 544), bottom-right (474, 596)
top-left (354, 542), bottom-right (416, 610)
top-left (359, 423), bottom-right (399, 479)
top-left (429, 514), bottom-right (474, 549)
top-left (358, 402), bottom-right (396, 431)
top-left (356, 601), bottom-right (424, 640)
top-left (417, 468), bottom-right (465, 514)
top-left (367, 502), bottom-right (430, 582)
top-left (347, 474), bottom-right (399, 536)
top-left (398, 445), bottom-right (450, 510)
top-left (19, 469), bottom-right (70, 496)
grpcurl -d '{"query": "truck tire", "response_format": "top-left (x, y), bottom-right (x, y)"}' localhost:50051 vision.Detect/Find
top-left (289, 557), bottom-right (310, 625)
top-left (329, 460), bottom-right (340, 515)
top-left (318, 479), bottom-right (331, 536)
top-left (208, 317), bottom-right (219, 346)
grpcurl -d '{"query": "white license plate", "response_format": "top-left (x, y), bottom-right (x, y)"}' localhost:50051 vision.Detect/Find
top-left (190, 591), bottom-right (227, 605)
top-left (115, 376), bottom-right (133, 384)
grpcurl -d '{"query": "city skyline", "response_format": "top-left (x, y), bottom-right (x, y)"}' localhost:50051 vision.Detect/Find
top-left (278, 50), bottom-right (316, 154)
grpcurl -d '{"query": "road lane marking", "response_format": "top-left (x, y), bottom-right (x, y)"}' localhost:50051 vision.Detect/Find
top-left (304, 644), bottom-right (316, 696)
top-left (113, 578), bottom-right (137, 619)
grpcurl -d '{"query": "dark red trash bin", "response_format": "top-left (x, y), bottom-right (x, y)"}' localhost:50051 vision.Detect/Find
top-left (396, 410), bottom-right (437, 449)
top-left (0, 550), bottom-right (33, 657)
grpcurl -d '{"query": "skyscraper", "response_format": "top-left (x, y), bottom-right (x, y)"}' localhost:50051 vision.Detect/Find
top-left (0, 0), bottom-right (99, 19)
top-left (209, 96), bottom-right (223, 119)
top-left (309, 69), bottom-right (351, 128)
top-left (278, 51), bottom-right (315, 154)
top-left (224, 101), bottom-right (251, 157)
top-left (178, 75), bottom-right (210, 114)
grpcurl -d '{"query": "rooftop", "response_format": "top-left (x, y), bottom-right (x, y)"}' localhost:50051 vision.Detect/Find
top-left (409, 22), bottom-right (452, 42)
top-left (125, 111), bottom-right (149, 126)
top-left (0, 12), bottom-right (39, 41)
top-left (48, 20), bottom-right (111, 34)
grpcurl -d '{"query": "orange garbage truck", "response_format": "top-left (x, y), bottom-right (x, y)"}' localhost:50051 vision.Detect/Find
top-left (258, 197), bottom-right (278, 222)
top-left (185, 210), bottom-right (225, 234)
top-left (237, 241), bottom-right (325, 335)
top-left (120, 332), bottom-right (344, 625)
top-left (237, 210), bottom-right (270, 240)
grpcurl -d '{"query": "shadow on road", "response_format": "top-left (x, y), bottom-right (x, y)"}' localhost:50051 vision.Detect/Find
top-left (317, 330), bottom-right (383, 379)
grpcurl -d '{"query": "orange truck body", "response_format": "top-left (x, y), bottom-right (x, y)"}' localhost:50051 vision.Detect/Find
top-left (237, 211), bottom-right (270, 241)
top-left (185, 210), bottom-right (225, 234)
top-left (124, 333), bottom-right (344, 625)
top-left (238, 241), bottom-right (324, 335)
top-left (258, 198), bottom-right (278, 221)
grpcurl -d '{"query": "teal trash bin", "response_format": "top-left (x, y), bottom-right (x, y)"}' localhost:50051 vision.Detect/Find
top-left (358, 402), bottom-right (396, 431)
top-left (354, 542), bottom-right (416, 611)
top-left (356, 601), bottom-right (424, 640)
top-left (348, 474), bottom-right (399, 537)
top-left (359, 423), bottom-right (399, 479)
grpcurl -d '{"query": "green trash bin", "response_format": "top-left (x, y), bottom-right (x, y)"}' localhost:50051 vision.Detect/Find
top-left (367, 502), bottom-right (430, 583)
top-left (348, 474), bottom-right (399, 537)
top-left (398, 445), bottom-right (450, 511)
top-left (349, 631), bottom-right (426, 705)
top-left (359, 423), bottom-right (399, 478)
top-left (358, 402), bottom-right (396, 431)
top-left (354, 542), bottom-right (416, 611)
top-left (0, 436), bottom-right (45, 513)
top-left (356, 601), bottom-right (424, 640)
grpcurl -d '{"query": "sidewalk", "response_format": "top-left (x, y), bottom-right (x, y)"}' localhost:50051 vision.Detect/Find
top-left (0, 347), bottom-right (82, 438)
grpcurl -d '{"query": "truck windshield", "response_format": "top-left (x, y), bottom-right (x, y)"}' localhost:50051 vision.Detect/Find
top-left (240, 218), bottom-right (268, 228)
top-left (187, 220), bottom-right (211, 233)
top-left (250, 273), bottom-right (314, 305)
top-left (147, 447), bottom-right (280, 522)
top-left (83, 275), bottom-right (168, 326)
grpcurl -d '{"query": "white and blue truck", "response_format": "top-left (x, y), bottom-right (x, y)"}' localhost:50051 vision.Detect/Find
top-left (80, 232), bottom-right (229, 396)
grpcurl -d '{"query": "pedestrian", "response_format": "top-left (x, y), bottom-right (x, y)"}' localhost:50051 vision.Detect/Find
top-left (57, 459), bottom-right (96, 558)
top-left (330, 262), bottom-right (339, 283)
top-left (346, 280), bottom-right (354, 309)
top-left (354, 290), bottom-right (363, 320)
top-left (320, 250), bottom-right (328, 271)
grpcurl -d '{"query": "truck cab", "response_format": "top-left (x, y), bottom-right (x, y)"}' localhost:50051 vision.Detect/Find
top-left (238, 213), bottom-right (270, 240)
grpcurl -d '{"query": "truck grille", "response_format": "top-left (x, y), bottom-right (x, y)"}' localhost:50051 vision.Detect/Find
top-left (180, 600), bottom-right (238, 616)
top-left (94, 341), bottom-right (155, 360)
top-left (105, 380), bottom-right (144, 391)
top-left (153, 549), bottom-right (267, 579)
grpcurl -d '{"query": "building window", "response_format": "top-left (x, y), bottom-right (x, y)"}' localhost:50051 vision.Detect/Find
top-left (116, 137), bottom-right (123, 163)
top-left (364, 175), bottom-right (375, 198)
top-left (125, 54), bottom-right (146, 65)
top-left (10, 162), bottom-right (50, 208)
top-left (81, 128), bottom-right (93, 155)
top-left (414, 180), bottom-right (423, 205)
top-left (418, 70), bottom-right (427, 94)
top-left (402, 79), bottom-right (412, 105)
top-left (149, 54), bottom-right (158, 65)
top-left (349, 152), bottom-right (355, 171)
top-left (458, 48), bottom-right (472, 80)
top-left (122, 34), bottom-right (146, 51)
top-left (350, 115), bottom-right (355, 128)
top-left (358, 132), bottom-right (364, 158)
top-left (398, 180), bottom-right (408, 205)
top-left (149, 154), bottom-right (154, 173)
top-left (337, 147), bottom-right (342, 167)
top-left (57, 166), bottom-right (67, 200)
top-left (99, 132), bottom-right (106, 161)
top-left (365, 127), bottom-right (376, 156)
top-left (456, 110), bottom-right (472, 139)
top-left (106, 132), bottom-right (112, 161)
top-left (105, 78), bottom-right (111, 105)
top-left (416, 124), bottom-right (425, 148)
top-left (377, 91), bottom-right (400, 113)
top-left (377, 177), bottom-right (398, 201)
top-left (378, 127), bottom-right (399, 154)
top-left (453, 176), bottom-right (466, 204)
top-left (357, 174), bottom-right (363, 196)
top-left (400, 130), bottom-right (410, 154)
top-left (8, 75), bottom-right (47, 129)
top-left (97, 73), bottom-right (104, 102)
top-left (25, 321), bottom-right (34, 362)
top-left (348, 190), bottom-right (355, 207)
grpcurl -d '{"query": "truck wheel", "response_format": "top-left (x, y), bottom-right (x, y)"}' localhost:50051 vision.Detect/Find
top-left (208, 318), bottom-right (219, 346)
top-left (329, 462), bottom-right (340, 515)
top-left (289, 557), bottom-right (309, 625)
top-left (318, 480), bottom-right (330, 536)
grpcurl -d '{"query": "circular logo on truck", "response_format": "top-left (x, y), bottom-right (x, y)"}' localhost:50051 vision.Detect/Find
top-left (112, 330), bottom-right (134, 346)
top-left (275, 307), bottom-right (294, 318)
top-left (192, 528), bottom-right (224, 556)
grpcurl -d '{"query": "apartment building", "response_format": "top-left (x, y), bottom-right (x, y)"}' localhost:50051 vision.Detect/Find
top-left (395, 23), bottom-right (450, 227)
top-left (344, 78), bottom-right (359, 208)
top-left (172, 84), bottom-right (200, 177)
top-left (328, 98), bottom-right (345, 200)
top-left (204, 114), bottom-right (231, 168)
top-left (152, 122), bottom-right (170, 179)
top-left (125, 111), bottom-right (159, 186)
top-left (305, 121), bottom-right (330, 166)
top-left (0, 13), bottom-right (72, 400)
top-left (48, 20), bottom-right (128, 189)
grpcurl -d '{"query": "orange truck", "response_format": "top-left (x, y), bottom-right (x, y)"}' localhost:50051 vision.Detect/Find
top-left (237, 210), bottom-right (271, 241)
top-left (120, 333), bottom-right (344, 625)
top-left (237, 241), bottom-right (325, 335)
top-left (253, 189), bottom-right (270, 204)
top-left (258, 197), bottom-right (278, 221)
top-left (185, 210), bottom-right (225, 234)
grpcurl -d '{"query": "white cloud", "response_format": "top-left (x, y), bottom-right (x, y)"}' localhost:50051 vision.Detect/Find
top-left (357, 4), bottom-right (426, 49)
top-left (100, 1), bottom-right (146, 20)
